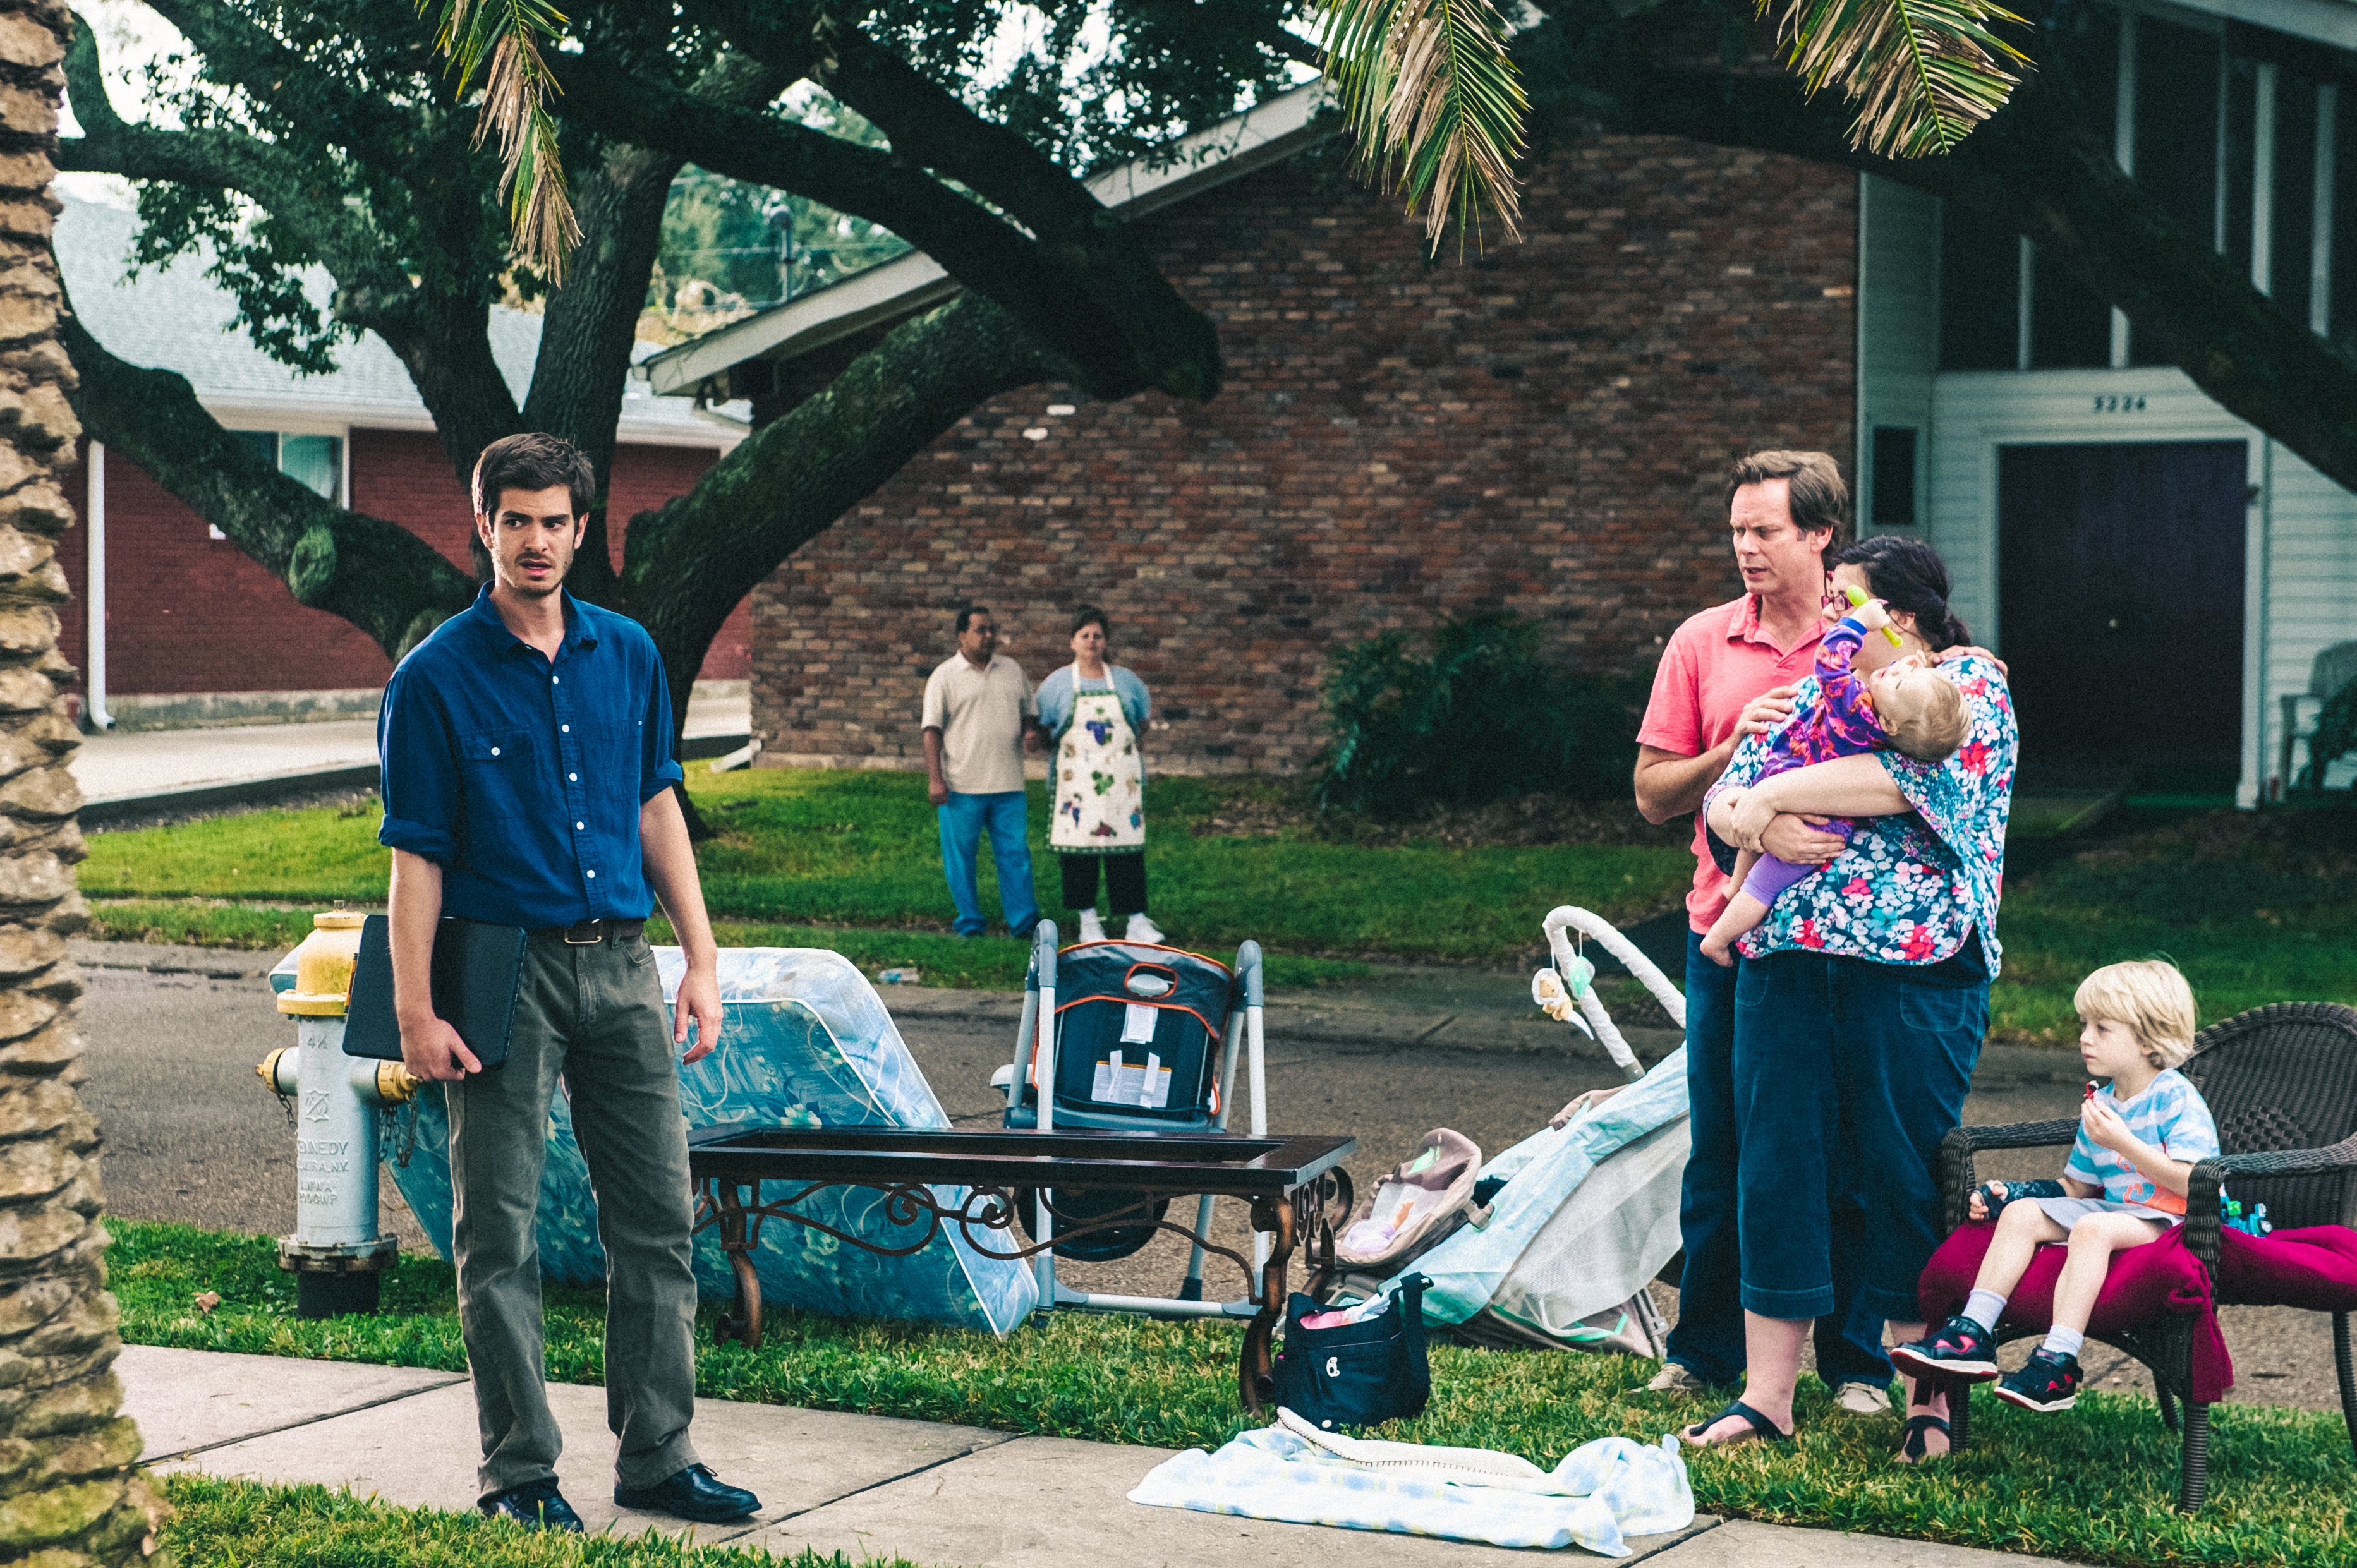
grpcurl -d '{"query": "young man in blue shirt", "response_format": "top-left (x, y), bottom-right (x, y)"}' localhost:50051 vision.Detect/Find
top-left (378, 433), bottom-right (758, 1532)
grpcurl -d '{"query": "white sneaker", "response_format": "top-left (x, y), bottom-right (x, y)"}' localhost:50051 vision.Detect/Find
top-left (1124, 914), bottom-right (1165, 944)
top-left (1833, 1380), bottom-right (1893, 1416)
top-left (1076, 909), bottom-right (1106, 944)
top-left (1645, 1362), bottom-right (1711, 1395)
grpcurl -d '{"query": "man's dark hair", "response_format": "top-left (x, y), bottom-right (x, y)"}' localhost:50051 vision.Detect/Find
top-left (1726, 450), bottom-right (1850, 555)
top-left (1069, 604), bottom-right (1109, 637)
top-left (955, 605), bottom-right (992, 636)
top-left (472, 433), bottom-right (596, 519)
top-left (1834, 536), bottom-right (1972, 651)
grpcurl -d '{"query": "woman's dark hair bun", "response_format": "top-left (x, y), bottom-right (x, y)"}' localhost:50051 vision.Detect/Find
top-left (1833, 536), bottom-right (1971, 652)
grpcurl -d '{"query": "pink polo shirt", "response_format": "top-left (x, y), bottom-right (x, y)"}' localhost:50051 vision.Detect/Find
top-left (1637, 594), bottom-right (1827, 932)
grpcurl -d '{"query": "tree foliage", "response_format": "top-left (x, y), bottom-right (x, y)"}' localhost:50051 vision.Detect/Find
top-left (648, 100), bottom-right (906, 326)
top-left (1771, 0), bottom-right (2028, 157)
top-left (1319, 0), bottom-right (1530, 250)
top-left (421, 0), bottom-right (581, 277)
top-left (1314, 0), bottom-right (2027, 242)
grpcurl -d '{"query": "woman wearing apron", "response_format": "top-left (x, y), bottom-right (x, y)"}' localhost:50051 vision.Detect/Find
top-left (1034, 605), bottom-right (1161, 945)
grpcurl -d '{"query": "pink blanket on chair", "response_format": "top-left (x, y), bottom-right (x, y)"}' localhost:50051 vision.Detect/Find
top-left (1918, 1220), bottom-right (2357, 1404)
top-left (2213, 1222), bottom-right (2357, 1309)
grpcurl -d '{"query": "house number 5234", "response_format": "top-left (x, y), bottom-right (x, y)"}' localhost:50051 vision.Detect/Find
top-left (2093, 395), bottom-right (2147, 412)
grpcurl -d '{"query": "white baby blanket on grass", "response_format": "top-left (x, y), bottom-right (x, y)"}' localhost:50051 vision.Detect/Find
top-left (1127, 1409), bottom-right (1694, 1555)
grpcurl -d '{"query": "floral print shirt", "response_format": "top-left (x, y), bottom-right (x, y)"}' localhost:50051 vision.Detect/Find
top-left (1707, 654), bottom-right (2016, 974)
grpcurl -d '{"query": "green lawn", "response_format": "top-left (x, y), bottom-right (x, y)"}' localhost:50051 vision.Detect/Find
top-left (76, 772), bottom-right (2357, 1037)
top-left (114, 1220), bottom-right (2357, 1566)
top-left (81, 767), bottom-right (1692, 969)
top-left (161, 1475), bottom-right (909, 1567)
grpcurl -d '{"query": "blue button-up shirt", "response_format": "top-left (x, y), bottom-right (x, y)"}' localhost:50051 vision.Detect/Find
top-left (377, 586), bottom-right (684, 928)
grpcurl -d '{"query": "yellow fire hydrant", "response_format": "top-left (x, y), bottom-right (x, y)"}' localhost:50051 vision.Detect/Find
top-left (257, 911), bottom-right (420, 1317)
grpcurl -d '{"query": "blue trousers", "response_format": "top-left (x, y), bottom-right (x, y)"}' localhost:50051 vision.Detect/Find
top-left (1733, 948), bottom-right (1987, 1325)
top-left (1669, 931), bottom-right (1895, 1387)
top-left (938, 790), bottom-right (1041, 936)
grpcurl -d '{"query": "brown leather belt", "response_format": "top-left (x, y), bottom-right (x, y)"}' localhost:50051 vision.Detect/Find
top-left (531, 918), bottom-right (646, 946)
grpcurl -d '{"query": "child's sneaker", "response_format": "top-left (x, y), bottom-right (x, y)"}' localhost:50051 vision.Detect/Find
top-left (1994, 1348), bottom-right (2083, 1413)
top-left (1889, 1315), bottom-right (2001, 1380)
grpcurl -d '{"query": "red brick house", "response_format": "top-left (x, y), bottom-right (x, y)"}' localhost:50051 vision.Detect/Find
top-left (648, 87), bottom-right (1858, 777)
top-left (54, 195), bottom-right (748, 730)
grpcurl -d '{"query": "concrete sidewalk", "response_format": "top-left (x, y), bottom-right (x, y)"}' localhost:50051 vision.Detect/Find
top-left (121, 1344), bottom-right (2056, 1566)
top-left (71, 689), bottom-right (751, 819)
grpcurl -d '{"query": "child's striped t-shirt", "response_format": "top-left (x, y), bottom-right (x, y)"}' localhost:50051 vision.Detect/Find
top-left (2064, 1068), bottom-right (2220, 1214)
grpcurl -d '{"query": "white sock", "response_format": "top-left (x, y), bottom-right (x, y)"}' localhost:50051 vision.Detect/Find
top-left (1962, 1289), bottom-right (2008, 1332)
top-left (2040, 1326), bottom-right (2084, 1360)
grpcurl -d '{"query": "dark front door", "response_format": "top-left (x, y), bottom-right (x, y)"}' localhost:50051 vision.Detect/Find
top-left (1998, 441), bottom-right (2247, 769)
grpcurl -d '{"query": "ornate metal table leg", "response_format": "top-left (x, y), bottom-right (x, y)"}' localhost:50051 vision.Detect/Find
top-left (1239, 1194), bottom-right (1299, 1414)
top-left (712, 1181), bottom-right (765, 1350)
top-left (1301, 1169), bottom-right (1351, 1299)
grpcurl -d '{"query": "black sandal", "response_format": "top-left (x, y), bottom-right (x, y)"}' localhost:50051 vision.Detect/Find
top-left (1680, 1398), bottom-right (1793, 1447)
top-left (1897, 1414), bottom-right (1951, 1463)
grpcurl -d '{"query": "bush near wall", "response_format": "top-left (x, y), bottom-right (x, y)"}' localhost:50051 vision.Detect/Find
top-left (1314, 613), bottom-right (1641, 820)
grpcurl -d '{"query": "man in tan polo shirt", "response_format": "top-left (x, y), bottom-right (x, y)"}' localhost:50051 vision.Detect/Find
top-left (923, 605), bottom-right (1043, 937)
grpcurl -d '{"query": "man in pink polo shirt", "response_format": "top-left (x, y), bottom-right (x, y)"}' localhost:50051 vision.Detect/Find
top-left (1628, 450), bottom-right (1894, 1411)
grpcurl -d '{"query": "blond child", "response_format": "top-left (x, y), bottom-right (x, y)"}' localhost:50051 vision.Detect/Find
top-left (1891, 960), bottom-right (2217, 1413)
top-left (1699, 597), bottom-right (1970, 967)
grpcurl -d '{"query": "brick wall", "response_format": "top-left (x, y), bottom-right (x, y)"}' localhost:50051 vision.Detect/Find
top-left (749, 134), bottom-right (1857, 774)
top-left (609, 444), bottom-right (753, 682)
top-left (56, 433), bottom-right (749, 699)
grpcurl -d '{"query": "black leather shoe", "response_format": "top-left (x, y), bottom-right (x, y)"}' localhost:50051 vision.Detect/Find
top-left (479, 1478), bottom-right (585, 1533)
top-left (614, 1463), bottom-right (761, 1522)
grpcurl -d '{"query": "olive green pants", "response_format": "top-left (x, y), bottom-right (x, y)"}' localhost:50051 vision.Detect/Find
top-left (446, 927), bottom-right (701, 1501)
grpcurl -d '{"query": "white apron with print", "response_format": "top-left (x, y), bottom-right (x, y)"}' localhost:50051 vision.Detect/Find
top-left (1050, 685), bottom-right (1146, 853)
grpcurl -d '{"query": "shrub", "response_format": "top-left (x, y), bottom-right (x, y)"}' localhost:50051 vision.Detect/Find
top-left (1312, 613), bottom-right (1639, 819)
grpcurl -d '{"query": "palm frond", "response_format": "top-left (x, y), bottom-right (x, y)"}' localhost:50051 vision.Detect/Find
top-left (1318, 0), bottom-right (1528, 253)
top-left (1771, 0), bottom-right (2031, 157)
top-left (419, 0), bottom-right (582, 282)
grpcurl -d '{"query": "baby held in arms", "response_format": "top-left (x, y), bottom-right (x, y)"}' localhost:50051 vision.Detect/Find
top-left (1699, 596), bottom-right (1970, 967)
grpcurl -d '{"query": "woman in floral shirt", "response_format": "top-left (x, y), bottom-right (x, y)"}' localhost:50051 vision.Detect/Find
top-left (1685, 536), bottom-right (2016, 1464)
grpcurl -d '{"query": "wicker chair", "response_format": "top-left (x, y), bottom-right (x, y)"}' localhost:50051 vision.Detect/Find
top-left (1932, 1001), bottom-right (2357, 1513)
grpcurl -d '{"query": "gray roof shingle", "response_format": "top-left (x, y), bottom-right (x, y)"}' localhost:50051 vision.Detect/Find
top-left (57, 195), bottom-right (737, 444)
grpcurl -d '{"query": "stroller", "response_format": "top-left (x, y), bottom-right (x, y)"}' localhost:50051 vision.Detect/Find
top-left (990, 922), bottom-right (1322, 1317)
top-left (1327, 907), bottom-right (1692, 1358)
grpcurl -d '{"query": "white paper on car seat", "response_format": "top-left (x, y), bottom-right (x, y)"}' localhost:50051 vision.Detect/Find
top-left (1120, 1003), bottom-right (1159, 1044)
top-left (1091, 1045), bottom-right (1173, 1107)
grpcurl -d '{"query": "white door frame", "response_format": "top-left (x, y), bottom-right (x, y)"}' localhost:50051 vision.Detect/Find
top-left (1947, 371), bottom-right (2264, 804)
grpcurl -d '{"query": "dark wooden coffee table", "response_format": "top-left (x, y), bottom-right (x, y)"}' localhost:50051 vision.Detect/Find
top-left (686, 1124), bottom-right (1357, 1410)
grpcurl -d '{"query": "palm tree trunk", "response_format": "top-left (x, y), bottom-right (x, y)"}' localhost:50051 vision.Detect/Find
top-left (0, 2), bottom-right (168, 1562)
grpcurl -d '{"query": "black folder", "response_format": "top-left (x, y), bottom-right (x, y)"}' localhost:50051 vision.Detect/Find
top-left (341, 913), bottom-right (527, 1068)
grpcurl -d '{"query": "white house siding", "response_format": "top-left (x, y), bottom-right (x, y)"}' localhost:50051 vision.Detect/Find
top-left (1855, 176), bottom-right (1941, 529)
top-left (2262, 442), bottom-right (2357, 790)
top-left (1909, 365), bottom-right (2357, 804)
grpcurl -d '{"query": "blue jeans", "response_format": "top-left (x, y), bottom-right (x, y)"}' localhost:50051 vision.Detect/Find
top-left (1669, 931), bottom-right (1895, 1388)
top-left (938, 790), bottom-right (1041, 936)
top-left (1732, 948), bottom-right (1987, 1326)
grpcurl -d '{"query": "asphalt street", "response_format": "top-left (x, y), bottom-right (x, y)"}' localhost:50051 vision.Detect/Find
top-left (77, 953), bottom-right (2341, 1417)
